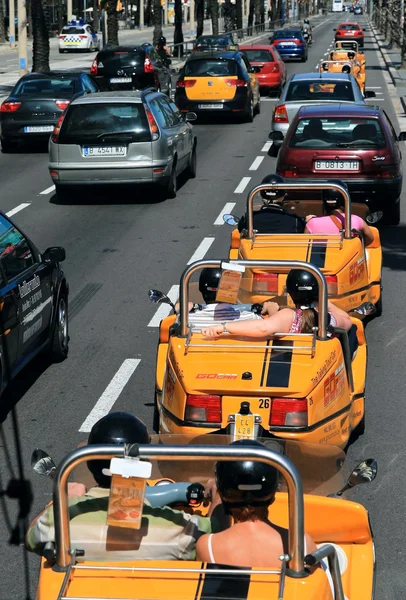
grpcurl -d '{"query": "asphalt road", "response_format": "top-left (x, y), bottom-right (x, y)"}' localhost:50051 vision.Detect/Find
top-left (0, 13), bottom-right (405, 600)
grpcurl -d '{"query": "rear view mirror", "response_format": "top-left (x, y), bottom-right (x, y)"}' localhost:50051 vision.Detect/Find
top-left (223, 213), bottom-right (239, 226)
top-left (31, 449), bottom-right (57, 478)
top-left (268, 130), bottom-right (284, 142)
top-left (398, 131), bottom-right (406, 141)
top-left (185, 112), bottom-right (197, 122)
top-left (364, 90), bottom-right (376, 98)
top-left (43, 246), bottom-right (66, 263)
top-left (366, 210), bottom-right (383, 224)
top-left (148, 289), bottom-right (178, 313)
top-left (329, 458), bottom-right (377, 498)
top-left (333, 28), bottom-right (337, 31)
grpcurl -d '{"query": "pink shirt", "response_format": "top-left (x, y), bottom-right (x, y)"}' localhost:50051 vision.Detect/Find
top-left (306, 214), bottom-right (364, 234)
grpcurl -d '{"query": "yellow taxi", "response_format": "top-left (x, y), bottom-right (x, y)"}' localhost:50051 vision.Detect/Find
top-left (318, 56), bottom-right (365, 94)
top-left (34, 439), bottom-right (377, 600)
top-left (151, 259), bottom-right (367, 449)
top-left (175, 50), bottom-right (260, 122)
top-left (226, 180), bottom-right (382, 318)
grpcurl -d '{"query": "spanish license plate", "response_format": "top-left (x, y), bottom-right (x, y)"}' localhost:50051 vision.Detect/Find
top-left (110, 77), bottom-right (132, 83)
top-left (198, 103), bottom-right (223, 109)
top-left (315, 160), bottom-right (359, 171)
top-left (280, 43), bottom-right (294, 47)
top-left (82, 146), bottom-right (126, 157)
top-left (24, 125), bottom-right (54, 133)
top-left (234, 413), bottom-right (255, 440)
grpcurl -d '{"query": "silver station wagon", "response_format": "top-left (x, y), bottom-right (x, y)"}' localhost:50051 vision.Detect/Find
top-left (49, 89), bottom-right (197, 200)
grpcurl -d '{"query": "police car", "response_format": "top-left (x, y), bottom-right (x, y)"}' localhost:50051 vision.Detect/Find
top-left (0, 211), bottom-right (69, 395)
top-left (59, 20), bottom-right (100, 53)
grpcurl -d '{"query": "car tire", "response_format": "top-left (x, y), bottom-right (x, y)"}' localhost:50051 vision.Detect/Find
top-left (59, 48), bottom-right (63, 53)
top-left (166, 80), bottom-right (172, 97)
top-left (385, 201), bottom-right (401, 225)
top-left (153, 397), bottom-right (160, 433)
top-left (48, 292), bottom-right (69, 362)
top-left (244, 98), bottom-right (254, 123)
top-left (301, 53), bottom-right (307, 62)
top-left (254, 95), bottom-right (261, 115)
top-left (163, 162), bottom-right (177, 199)
top-left (55, 184), bottom-right (71, 203)
top-left (1, 138), bottom-right (17, 153)
top-left (187, 142), bottom-right (197, 179)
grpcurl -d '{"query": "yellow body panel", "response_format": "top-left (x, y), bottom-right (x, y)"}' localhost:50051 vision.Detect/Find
top-left (185, 75), bottom-right (238, 101)
top-left (319, 59), bottom-right (365, 92)
top-left (35, 494), bottom-right (374, 600)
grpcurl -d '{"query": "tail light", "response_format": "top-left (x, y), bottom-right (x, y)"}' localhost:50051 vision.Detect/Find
top-left (325, 275), bottom-right (338, 296)
top-left (278, 164), bottom-right (298, 177)
top-left (59, 35), bottom-right (66, 39)
top-left (176, 79), bottom-right (196, 88)
top-left (1, 101), bottom-right (22, 113)
top-left (356, 30), bottom-right (362, 36)
top-left (185, 395), bottom-right (221, 423)
top-left (272, 104), bottom-right (288, 123)
top-left (51, 114), bottom-right (65, 143)
top-left (225, 79), bottom-right (248, 87)
top-left (144, 56), bottom-right (154, 73)
top-left (90, 59), bottom-right (98, 75)
top-left (145, 107), bottom-right (159, 140)
top-left (271, 64), bottom-right (280, 73)
top-left (253, 272), bottom-right (278, 293)
top-left (295, 40), bottom-right (303, 46)
top-left (376, 165), bottom-right (397, 178)
top-left (270, 398), bottom-right (308, 427)
top-left (55, 99), bottom-right (70, 111)
top-left (78, 35), bottom-right (87, 39)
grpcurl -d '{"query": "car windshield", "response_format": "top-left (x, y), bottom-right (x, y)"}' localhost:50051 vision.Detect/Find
top-left (196, 36), bottom-right (229, 46)
top-left (289, 117), bottom-right (386, 149)
top-left (58, 102), bottom-right (151, 144)
top-left (61, 26), bottom-right (85, 34)
top-left (273, 30), bottom-right (301, 39)
top-left (285, 81), bottom-right (355, 102)
top-left (242, 49), bottom-right (274, 62)
top-left (339, 23), bottom-right (360, 30)
top-left (184, 59), bottom-right (238, 77)
top-left (13, 77), bottom-right (78, 96)
top-left (98, 49), bottom-right (143, 67)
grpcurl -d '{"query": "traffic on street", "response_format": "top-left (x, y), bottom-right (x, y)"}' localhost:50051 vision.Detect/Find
top-left (0, 11), bottom-right (404, 600)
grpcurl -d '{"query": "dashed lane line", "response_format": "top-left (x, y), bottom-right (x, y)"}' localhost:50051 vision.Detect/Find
top-left (6, 203), bottom-right (31, 217)
top-left (234, 177), bottom-right (251, 194)
top-left (262, 141), bottom-right (272, 152)
top-left (249, 156), bottom-right (264, 171)
top-left (148, 284), bottom-right (179, 327)
top-left (187, 236), bottom-right (215, 265)
top-left (40, 185), bottom-right (56, 195)
top-left (214, 202), bottom-right (236, 225)
top-left (79, 358), bottom-right (141, 432)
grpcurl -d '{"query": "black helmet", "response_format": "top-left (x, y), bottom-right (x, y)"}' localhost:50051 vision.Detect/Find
top-left (260, 174), bottom-right (285, 203)
top-left (322, 61), bottom-right (329, 71)
top-left (199, 267), bottom-right (222, 303)
top-left (341, 63), bottom-right (351, 74)
top-left (347, 51), bottom-right (355, 60)
top-left (286, 269), bottom-right (319, 307)
top-left (87, 412), bottom-right (150, 487)
top-left (216, 440), bottom-right (279, 507)
top-left (158, 35), bottom-right (166, 45)
top-left (322, 179), bottom-right (348, 210)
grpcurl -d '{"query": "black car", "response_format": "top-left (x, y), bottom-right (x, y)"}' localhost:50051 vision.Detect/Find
top-left (90, 43), bottom-right (172, 95)
top-left (0, 71), bottom-right (101, 152)
top-left (192, 34), bottom-right (238, 52)
top-left (0, 212), bottom-right (68, 393)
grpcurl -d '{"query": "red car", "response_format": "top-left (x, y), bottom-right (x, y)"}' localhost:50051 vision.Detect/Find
top-left (240, 44), bottom-right (287, 95)
top-left (334, 22), bottom-right (365, 48)
top-left (273, 104), bottom-right (404, 224)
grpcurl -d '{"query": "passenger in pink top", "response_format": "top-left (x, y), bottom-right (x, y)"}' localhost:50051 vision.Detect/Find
top-left (305, 186), bottom-right (374, 246)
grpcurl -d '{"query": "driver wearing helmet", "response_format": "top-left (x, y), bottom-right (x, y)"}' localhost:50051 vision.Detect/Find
top-left (26, 413), bottom-right (226, 560)
top-left (238, 175), bottom-right (306, 235)
top-left (156, 35), bottom-right (172, 66)
top-left (305, 180), bottom-right (374, 246)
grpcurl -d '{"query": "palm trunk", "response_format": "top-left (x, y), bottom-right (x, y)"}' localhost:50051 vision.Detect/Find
top-left (248, 0), bottom-right (254, 29)
top-left (196, 0), bottom-right (204, 37)
top-left (57, 0), bottom-right (63, 32)
top-left (0, 0), bottom-right (6, 43)
top-left (210, 0), bottom-right (219, 34)
top-left (106, 3), bottom-right (119, 45)
top-left (254, 0), bottom-right (261, 25)
top-left (31, 0), bottom-right (50, 72)
top-left (152, 0), bottom-right (162, 45)
top-left (173, 0), bottom-right (183, 56)
top-left (236, 0), bottom-right (243, 31)
top-left (93, 0), bottom-right (99, 31)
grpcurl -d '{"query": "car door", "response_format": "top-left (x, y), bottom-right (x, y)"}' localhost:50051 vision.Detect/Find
top-left (149, 96), bottom-right (186, 170)
top-left (273, 47), bottom-right (286, 84)
top-left (383, 109), bottom-right (402, 169)
top-left (0, 217), bottom-right (53, 364)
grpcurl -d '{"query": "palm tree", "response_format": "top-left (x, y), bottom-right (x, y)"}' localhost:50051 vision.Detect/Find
top-left (254, 0), bottom-right (261, 26)
top-left (100, 0), bottom-right (119, 45)
top-left (0, 0), bottom-right (6, 43)
top-left (152, 0), bottom-right (162, 45)
top-left (173, 0), bottom-right (183, 57)
top-left (31, 0), bottom-right (50, 72)
top-left (93, 0), bottom-right (99, 32)
top-left (210, 0), bottom-right (219, 34)
top-left (196, 0), bottom-right (204, 37)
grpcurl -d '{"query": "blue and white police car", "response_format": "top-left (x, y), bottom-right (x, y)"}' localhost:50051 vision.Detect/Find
top-left (59, 20), bottom-right (100, 53)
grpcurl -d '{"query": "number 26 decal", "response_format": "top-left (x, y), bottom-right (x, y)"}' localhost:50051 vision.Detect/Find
top-left (259, 398), bottom-right (270, 409)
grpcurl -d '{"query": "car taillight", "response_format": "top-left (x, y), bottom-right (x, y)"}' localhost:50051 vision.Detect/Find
top-left (253, 272), bottom-right (278, 293)
top-left (356, 30), bottom-right (362, 35)
top-left (1, 101), bottom-right (22, 112)
top-left (225, 79), bottom-right (248, 87)
top-left (78, 35), bottom-right (87, 39)
top-left (325, 275), bottom-right (338, 296)
top-left (278, 165), bottom-right (298, 177)
top-left (144, 56), bottom-right (154, 73)
top-left (55, 99), bottom-right (70, 111)
top-left (376, 165), bottom-right (397, 178)
top-left (270, 398), bottom-right (308, 426)
top-left (176, 79), bottom-right (197, 88)
top-left (90, 59), bottom-right (98, 75)
top-left (59, 35), bottom-right (66, 39)
top-left (295, 39), bottom-right (303, 46)
top-left (185, 395), bottom-right (221, 423)
top-left (272, 104), bottom-right (288, 123)
top-left (51, 114), bottom-right (65, 143)
top-left (145, 107), bottom-right (159, 140)
top-left (272, 64), bottom-right (280, 73)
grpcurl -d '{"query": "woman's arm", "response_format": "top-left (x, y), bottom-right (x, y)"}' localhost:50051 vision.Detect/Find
top-left (361, 221), bottom-right (375, 246)
top-left (327, 301), bottom-right (352, 331)
top-left (201, 309), bottom-right (295, 339)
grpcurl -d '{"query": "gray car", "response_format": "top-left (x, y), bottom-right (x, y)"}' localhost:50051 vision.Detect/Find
top-left (270, 72), bottom-right (375, 138)
top-left (49, 89), bottom-right (197, 200)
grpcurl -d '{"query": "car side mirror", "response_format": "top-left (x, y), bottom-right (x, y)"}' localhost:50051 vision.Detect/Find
top-left (269, 130), bottom-right (284, 142)
top-left (363, 28), bottom-right (366, 31)
top-left (223, 213), bottom-right (239, 226)
top-left (333, 28), bottom-right (337, 31)
top-left (366, 210), bottom-right (383, 224)
top-left (148, 289), bottom-right (178, 313)
top-left (329, 458), bottom-right (377, 498)
top-left (31, 449), bottom-right (57, 478)
top-left (399, 131), bottom-right (406, 141)
top-left (364, 90), bottom-right (376, 98)
top-left (185, 112), bottom-right (197, 122)
top-left (43, 246), bottom-right (66, 263)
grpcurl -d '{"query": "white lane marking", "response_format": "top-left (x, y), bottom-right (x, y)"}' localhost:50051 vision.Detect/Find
top-left (79, 359), bottom-right (141, 432)
top-left (187, 237), bottom-right (215, 265)
top-left (249, 156), bottom-right (264, 171)
top-left (262, 141), bottom-right (272, 152)
top-left (365, 98), bottom-right (385, 101)
top-left (234, 177), bottom-right (251, 194)
top-left (368, 87), bottom-right (383, 89)
top-left (214, 202), bottom-right (236, 225)
top-left (40, 185), bottom-right (56, 195)
top-left (148, 284), bottom-right (179, 327)
top-left (6, 203), bottom-right (31, 217)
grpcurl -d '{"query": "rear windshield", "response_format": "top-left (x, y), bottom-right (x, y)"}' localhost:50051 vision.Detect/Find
top-left (242, 49), bottom-right (274, 62)
top-left (196, 36), bottom-right (229, 46)
top-left (290, 117), bottom-right (386, 149)
top-left (59, 102), bottom-right (151, 144)
top-left (98, 50), bottom-right (144, 68)
top-left (273, 30), bottom-right (302, 39)
top-left (61, 26), bottom-right (85, 34)
top-left (184, 59), bottom-right (238, 77)
top-left (13, 77), bottom-right (78, 96)
top-left (285, 81), bottom-right (355, 102)
top-left (339, 23), bottom-right (361, 30)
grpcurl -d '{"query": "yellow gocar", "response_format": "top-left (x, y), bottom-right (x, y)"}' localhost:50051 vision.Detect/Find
top-left (334, 40), bottom-right (365, 72)
top-left (152, 259), bottom-right (366, 448)
top-left (319, 57), bottom-right (365, 94)
top-left (226, 181), bottom-right (382, 318)
top-left (34, 440), bottom-right (377, 600)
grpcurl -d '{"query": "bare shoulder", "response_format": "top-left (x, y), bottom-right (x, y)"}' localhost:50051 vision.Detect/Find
top-left (196, 533), bottom-right (210, 561)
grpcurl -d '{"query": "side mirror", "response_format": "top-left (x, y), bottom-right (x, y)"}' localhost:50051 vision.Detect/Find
top-left (268, 130), bottom-right (284, 142)
top-left (333, 28), bottom-right (337, 31)
top-left (364, 90), bottom-right (376, 98)
top-left (363, 28), bottom-right (366, 31)
top-left (148, 289), bottom-right (178, 313)
top-left (398, 131), bottom-right (406, 141)
top-left (31, 449), bottom-right (57, 478)
top-left (43, 246), bottom-right (66, 263)
top-left (366, 210), bottom-right (383, 224)
top-left (185, 112), bottom-right (197, 122)
top-left (329, 458), bottom-right (377, 498)
top-left (223, 213), bottom-right (239, 226)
